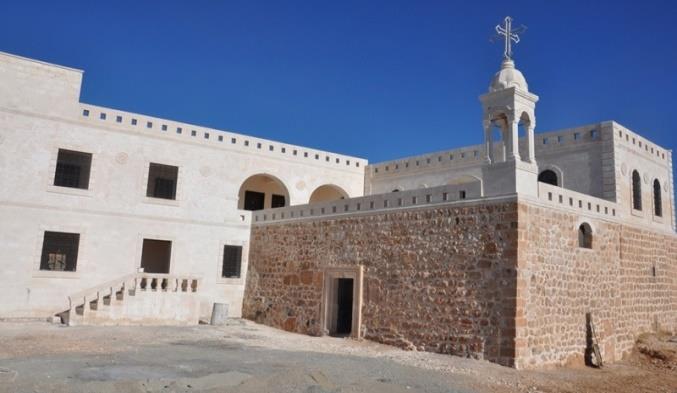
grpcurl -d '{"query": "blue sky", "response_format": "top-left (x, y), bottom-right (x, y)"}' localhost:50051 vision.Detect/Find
top-left (2, 1), bottom-right (676, 164)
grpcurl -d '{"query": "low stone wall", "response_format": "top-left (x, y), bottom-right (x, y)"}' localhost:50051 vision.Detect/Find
top-left (243, 199), bottom-right (520, 366)
top-left (515, 201), bottom-right (677, 368)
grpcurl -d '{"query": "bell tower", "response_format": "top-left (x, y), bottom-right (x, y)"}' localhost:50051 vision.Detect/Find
top-left (480, 17), bottom-right (539, 196)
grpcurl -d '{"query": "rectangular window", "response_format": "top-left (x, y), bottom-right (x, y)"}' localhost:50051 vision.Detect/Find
top-left (54, 149), bottom-right (92, 189)
top-left (243, 190), bottom-right (265, 211)
top-left (271, 194), bottom-right (286, 208)
top-left (146, 163), bottom-right (178, 200)
top-left (459, 190), bottom-right (466, 199)
top-left (222, 245), bottom-right (243, 278)
top-left (40, 231), bottom-right (80, 271)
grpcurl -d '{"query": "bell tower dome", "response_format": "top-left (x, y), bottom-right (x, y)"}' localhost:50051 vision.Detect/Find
top-left (480, 16), bottom-right (539, 165)
top-left (480, 16), bottom-right (540, 197)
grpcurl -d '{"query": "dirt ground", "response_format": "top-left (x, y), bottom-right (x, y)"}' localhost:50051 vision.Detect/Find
top-left (0, 319), bottom-right (675, 393)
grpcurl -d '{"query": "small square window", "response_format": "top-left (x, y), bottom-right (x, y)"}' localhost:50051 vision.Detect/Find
top-left (356, 162), bottom-right (360, 167)
top-left (257, 143), bottom-right (262, 149)
top-left (147, 121), bottom-right (153, 128)
top-left (269, 145), bottom-right (274, 151)
top-left (315, 154), bottom-right (319, 160)
top-left (131, 119), bottom-right (137, 125)
top-left (161, 124), bottom-right (167, 131)
top-left (116, 116), bottom-right (123, 123)
top-left (82, 109), bottom-right (90, 117)
top-left (426, 158), bottom-right (431, 164)
top-left (459, 190), bottom-right (466, 199)
top-left (146, 163), bottom-right (178, 200)
top-left (54, 149), bottom-right (92, 190)
top-left (304, 152), bottom-right (308, 157)
top-left (591, 130), bottom-right (599, 139)
top-left (557, 135), bottom-right (563, 143)
top-left (326, 156), bottom-right (330, 162)
top-left (336, 158), bottom-right (340, 164)
top-left (191, 130), bottom-right (197, 137)
top-left (293, 150), bottom-right (298, 156)
top-left (40, 231), bottom-right (80, 272)
top-left (574, 132), bottom-right (580, 140)
top-left (222, 245), bottom-right (242, 278)
top-left (100, 113), bottom-right (107, 120)
top-left (245, 140), bottom-right (250, 146)
top-left (346, 160), bottom-right (350, 166)
top-left (204, 132), bottom-right (210, 139)
top-left (281, 147), bottom-right (286, 153)
top-left (176, 127), bottom-right (182, 134)
top-left (231, 138), bottom-right (237, 144)
top-left (218, 135), bottom-right (223, 142)
top-left (543, 138), bottom-right (548, 144)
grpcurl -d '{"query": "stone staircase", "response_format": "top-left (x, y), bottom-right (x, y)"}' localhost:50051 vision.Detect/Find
top-left (62, 273), bottom-right (202, 326)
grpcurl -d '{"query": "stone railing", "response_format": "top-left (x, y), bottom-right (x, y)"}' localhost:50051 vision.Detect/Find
top-left (613, 122), bottom-right (669, 163)
top-left (367, 143), bottom-right (488, 177)
top-left (253, 182), bottom-right (483, 224)
top-left (66, 273), bottom-right (201, 326)
top-left (536, 182), bottom-right (619, 220)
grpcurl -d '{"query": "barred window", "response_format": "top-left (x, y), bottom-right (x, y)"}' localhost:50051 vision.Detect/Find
top-left (653, 179), bottom-right (662, 217)
top-left (54, 149), bottom-right (92, 189)
top-left (222, 245), bottom-right (243, 278)
top-left (632, 170), bottom-right (642, 210)
top-left (40, 231), bottom-right (80, 271)
top-left (147, 163), bottom-right (178, 200)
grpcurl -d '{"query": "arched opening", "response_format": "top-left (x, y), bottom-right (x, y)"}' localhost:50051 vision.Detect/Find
top-left (578, 223), bottom-right (592, 249)
top-left (518, 112), bottom-right (531, 162)
top-left (653, 179), bottom-right (662, 217)
top-left (238, 174), bottom-right (290, 211)
top-left (538, 170), bottom-right (559, 186)
top-left (632, 170), bottom-right (642, 211)
top-left (308, 184), bottom-right (348, 204)
top-left (491, 117), bottom-right (506, 163)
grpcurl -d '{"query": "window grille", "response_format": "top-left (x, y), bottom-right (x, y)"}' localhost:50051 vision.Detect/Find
top-left (40, 231), bottom-right (80, 271)
top-left (147, 163), bottom-right (178, 200)
top-left (54, 149), bottom-right (92, 189)
top-left (222, 245), bottom-right (242, 278)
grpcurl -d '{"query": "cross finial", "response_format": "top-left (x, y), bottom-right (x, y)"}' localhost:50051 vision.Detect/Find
top-left (493, 16), bottom-right (526, 60)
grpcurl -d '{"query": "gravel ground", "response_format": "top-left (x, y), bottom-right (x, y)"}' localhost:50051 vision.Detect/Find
top-left (0, 319), bottom-right (674, 393)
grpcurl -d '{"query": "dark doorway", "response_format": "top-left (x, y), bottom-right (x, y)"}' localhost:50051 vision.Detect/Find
top-left (243, 190), bottom-right (265, 211)
top-left (140, 239), bottom-right (172, 273)
top-left (538, 170), bottom-right (558, 186)
top-left (335, 278), bottom-right (354, 336)
top-left (271, 194), bottom-right (286, 208)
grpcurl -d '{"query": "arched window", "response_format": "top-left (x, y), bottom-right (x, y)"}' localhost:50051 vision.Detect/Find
top-left (632, 170), bottom-right (642, 210)
top-left (538, 170), bottom-right (558, 186)
top-left (653, 179), bottom-right (662, 217)
top-left (578, 223), bottom-right (592, 249)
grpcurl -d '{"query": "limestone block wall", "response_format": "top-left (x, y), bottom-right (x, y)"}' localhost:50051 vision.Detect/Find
top-left (243, 198), bottom-right (520, 366)
top-left (0, 52), bottom-right (82, 118)
top-left (515, 200), bottom-right (677, 369)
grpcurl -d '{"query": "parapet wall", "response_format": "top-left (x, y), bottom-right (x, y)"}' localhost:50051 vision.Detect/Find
top-left (244, 197), bottom-right (520, 366)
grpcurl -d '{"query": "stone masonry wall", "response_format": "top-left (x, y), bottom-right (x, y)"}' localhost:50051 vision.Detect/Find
top-left (515, 201), bottom-right (677, 369)
top-left (244, 200), bottom-right (520, 366)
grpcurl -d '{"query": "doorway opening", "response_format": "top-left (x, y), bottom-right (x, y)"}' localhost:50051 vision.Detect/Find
top-left (140, 239), bottom-right (172, 273)
top-left (335, 278), bottom-right (354, 336)
top-left (321, 266), bottom-right (363, 339)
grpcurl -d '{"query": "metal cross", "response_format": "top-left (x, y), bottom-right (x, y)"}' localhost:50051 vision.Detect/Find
top-left (493, 16), bottom-right (526, 60)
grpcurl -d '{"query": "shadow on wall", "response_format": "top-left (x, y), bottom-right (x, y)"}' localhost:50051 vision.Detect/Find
top-left (238, 174), bottom-right (290, 211)
top-left (309, 184), bottom-right (348, 204)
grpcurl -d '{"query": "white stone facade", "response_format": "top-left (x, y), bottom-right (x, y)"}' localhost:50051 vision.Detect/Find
top-left (0, 52), bottom-right (366, 319)
top-left (0, 48), bottom-right (674, 322)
